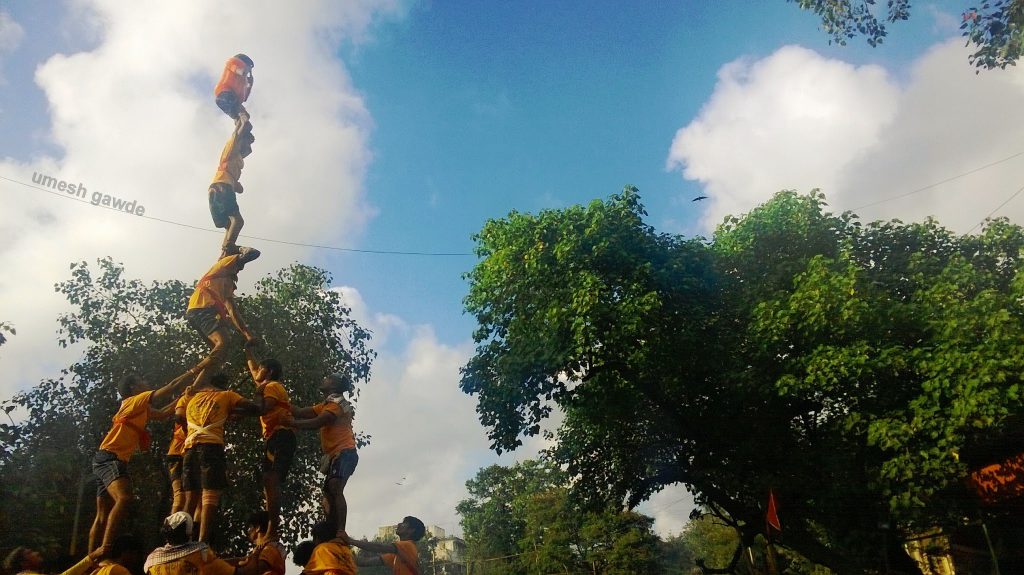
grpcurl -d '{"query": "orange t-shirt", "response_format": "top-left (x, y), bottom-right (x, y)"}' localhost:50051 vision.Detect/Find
top-left (259, 381), bottom-right (292, 440)
top-left (313, 398), bottom-right (355, 456)
top-left (98, 390), bottom-right (154, 462)
top-left (304, 541), bottom-right (355, 575)
top-left (184, 389), bottom-right (243, 449)
top-left (212, 130), bottom-right (244, 189)
top-left (243, 540), bottom-right (285, 575)
top-left (187, 255), bottom-right (240, 313)
top-left (146, 546), bottom-right (235, 575)
top-left (381, 541), bottom-right (419, 575)
top-left (167, 393), bottom-right (191, 456)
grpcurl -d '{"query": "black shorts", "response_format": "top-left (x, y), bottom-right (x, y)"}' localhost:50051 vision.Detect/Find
top-left (166, 454), bottom-right (183, 483)
top-left (182, 443), bottom-right (228, 491)
top-left (263, 429), bottom-right (297, 483)
top-left (323, 448), bottom-right (358, 489)
top-left (209, 182), bottom-right (240, 229)
top-left (93, 449), bottom-right (129, 498)
top-left (185, 307), bottom-right (223, 338)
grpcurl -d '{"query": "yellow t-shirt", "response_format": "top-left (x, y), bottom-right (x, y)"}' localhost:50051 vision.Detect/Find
top-left (187, 255), bottom-right (240, 313)
top-left (313, 400), bottom-right (354, 456)
top-left (259, 381), bottom-right (292, 440)
top-left (146, 547), bottom-right (235, 575)
top-left (167, 393), bottom-right (191, 456)
top-left (381, 541), bottom-right (419, 575)
top-left (304, 541), bottom-right (355, 575)
top-left (212, 130), bottom-right (244, 189)
top-left (98, 390), bottom-right (155, 462)
top-left (184, 389), bottom-right (243, 449)
top-left (93, 562), bottom-right (131, 575)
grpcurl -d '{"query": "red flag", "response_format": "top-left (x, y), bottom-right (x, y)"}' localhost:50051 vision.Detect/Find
top-left (766, 489), bottom-right (781, 533)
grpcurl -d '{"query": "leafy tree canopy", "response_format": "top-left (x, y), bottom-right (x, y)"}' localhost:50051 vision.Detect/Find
top-left (789, 0), bottom-right (1024, 69)
top-left (0, 258), bottom-right (374, 559)
top-left (461, 186), bottom-right (1024, 571)
top-left (457, 460), bottom-right (661, 575)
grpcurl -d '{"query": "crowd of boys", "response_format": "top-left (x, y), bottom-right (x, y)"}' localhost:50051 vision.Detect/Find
top-left (4, 55), bottom-right (425, 575)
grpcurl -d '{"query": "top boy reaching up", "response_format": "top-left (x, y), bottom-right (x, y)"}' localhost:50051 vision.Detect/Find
top-left (215, 54), bottom-right (254, 120)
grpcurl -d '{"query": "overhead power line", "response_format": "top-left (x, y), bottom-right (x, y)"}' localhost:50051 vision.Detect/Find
top-left (0, 173), bottom-right (474, 257)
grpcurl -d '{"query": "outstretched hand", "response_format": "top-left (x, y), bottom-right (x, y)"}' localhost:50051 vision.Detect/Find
top-left (244, 335), bottom-right (261, 350)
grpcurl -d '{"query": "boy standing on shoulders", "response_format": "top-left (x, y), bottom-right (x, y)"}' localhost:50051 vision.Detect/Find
top-left (246, 349), bottom-right (296, 537)
top-left (209, 107), bottom-right (255, 257)
top-left (181, 372), bottom-right (263, 544)
top-left (89, 371), bottom-right (194, 552)
top-left (348, 516), bottom-right (425, 575)
top-left (285, 373), bottom-right (357, 538)
top-left (184, 248), bottom-right (261, 386)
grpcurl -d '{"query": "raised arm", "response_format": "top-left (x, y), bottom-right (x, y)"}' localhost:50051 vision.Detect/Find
top-left (286, 408), bottom-right (336, 430)
top-left (151, 369), bottom-right (198, 407)
top-left (223, 298), bottom-right (254, 343)
top-left (347, 538), bottom-right (398, 555)
top-left (245, 348), bottom-right (261, 382)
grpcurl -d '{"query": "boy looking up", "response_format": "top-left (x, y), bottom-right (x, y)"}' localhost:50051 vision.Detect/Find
top-left (89, 371), bottom-right (194, 552)
top-left (246, 349), bottom-right (296, 537)
top-left (181, 372), bottom-right (262, 544)
top-left (285, 373), bottom-right (356, 538)
top-left (185, 248), bottom-right (261, 386)
top-left (348, 516), bottom-right (425, 575)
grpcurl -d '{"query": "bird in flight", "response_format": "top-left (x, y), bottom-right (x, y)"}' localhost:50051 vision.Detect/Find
top-left (692, 196), bottom-right (708, 202)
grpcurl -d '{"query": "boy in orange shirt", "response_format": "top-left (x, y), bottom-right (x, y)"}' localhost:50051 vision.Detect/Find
top-left (293, 521), bottom-right (355, 575)
top-left (232, 511), bottom-right (286, 575)
top-left (209, 109), bottom-right (255, 258)
top-left (185, 249), bottom-right (261, 386)
top-left (180, 372), bottom-right (263, 544)
top-left (164, 387), bottom-right (194, 514)
top-left (285, 373), bottom-right (356, 538)
top-left (348, 517), bottom-right (425, 575)
top-left (246, 349), bottom-right (296, 537)
top-left (89, 371), bottom-right (195, 552)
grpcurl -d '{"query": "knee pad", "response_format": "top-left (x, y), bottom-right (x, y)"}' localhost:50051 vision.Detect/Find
top-left (202, 490), bottom-right (221, 508)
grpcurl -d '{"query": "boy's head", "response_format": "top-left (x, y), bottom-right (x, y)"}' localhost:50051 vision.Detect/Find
top-left (209, 372), bottom-right (230, 390)
top-left (396, 516), bottom-right (426, 541)
top-left (292, 541), bottom-right (315, 567)
top-left (321, 372), bottom-right (353, 396)
top-left (109, 534), bottom-right (144, 567)
top-left (311, 521), bottom-right (335, 545)
top-left (4, 547), bottom-right (42, 573)
top-left (245, 510), bottom-right (271, 543)
top-left (117, 374), bottom-right (147, 399)
top-left (161, 512), bottom-right (194, 545)
top-left (258, 358), bottom-right (283, 383)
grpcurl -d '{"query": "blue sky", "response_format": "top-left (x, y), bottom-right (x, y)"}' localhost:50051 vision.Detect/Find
top-left (2, 0), bottom-right (1016, 539)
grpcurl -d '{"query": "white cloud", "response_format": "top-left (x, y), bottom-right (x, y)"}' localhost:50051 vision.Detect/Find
top-left (667, 45), bottom-right (900, 231)
top-left (0, 10), bottom-right (24, 83)
top-left (0, 0), bottom-right (403, 396)
top-left (668, 40), bottom-right (1024, 235)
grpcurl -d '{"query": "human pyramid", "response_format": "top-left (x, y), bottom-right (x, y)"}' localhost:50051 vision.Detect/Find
top-left (4, 55), bottom-right (424, 575)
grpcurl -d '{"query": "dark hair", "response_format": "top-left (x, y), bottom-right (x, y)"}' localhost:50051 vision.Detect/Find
top-left (3, 547), bottom-right (29, 572)
top-left (246, 510), bottom-right (270, 533)
top-left (110, 534), bottom-right (143, 558)
top-left (118, 374), bottom-right (143, 398)
top-left (161, 521), bottom-right (190, 545)
top-left (292, 541), bottom-right (315, 566)
top-left (209, 372), bottom-right (230, 389)
top-left (311, 521), bottom-right (335, 544)
top-left (404, 516), bottom-right (426, 541)
top-left (235, 54), bottom-right (254, 68)
top-left (325, 372), bottom-right (353, 393)
top-left (259, 359), bottom-right (283, 381)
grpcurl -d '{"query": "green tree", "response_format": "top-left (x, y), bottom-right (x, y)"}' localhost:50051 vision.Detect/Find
top-left (457, 460), bottom-right (660, 575)
top-left (461, 187), bottom-right (1024, 571)
top-left (789, 0), bottom-right (1024, 69)
top-left (0, 258), bottom-right (374, 558)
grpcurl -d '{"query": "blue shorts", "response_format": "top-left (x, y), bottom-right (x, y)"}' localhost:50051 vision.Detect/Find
top-left (323, 448), bottom-right (358, 488)
top-left (93, 449), bottom-right (128, 498)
